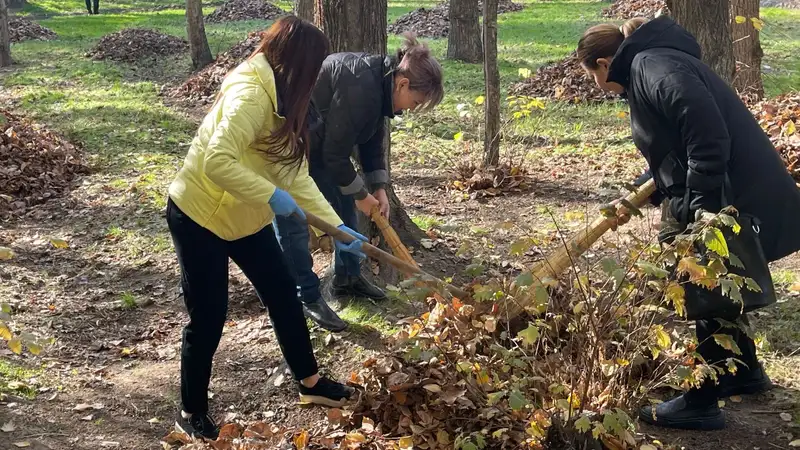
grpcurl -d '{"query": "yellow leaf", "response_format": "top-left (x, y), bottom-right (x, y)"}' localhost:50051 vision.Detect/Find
top-left (0, 323), bottom-right (12, 341)
top-left (734, 15), bottom-right (746, 24)
top-left (398, 436), bottom-right (414, 450)
top-left (518, 68), bottom-right (532, 79)
top-left (293, 429), bottom-right (309, 449)
top-left (8, 338), bottom-right (22, 354)
top-left (475, 95), bottom-right (485, 105)
top-left (13, 442), bottom-right (30, 448)
top-left (361, 417), bottom-right (375, 433)
top-left (616, 111), bottom-right (627, 119)
top-left (653, 325), bottom-right (672, 350)
top-left (785, 120), bottom-right (797, 136)
top-left (788, 439), bottom-right (800, 447)
top-left (751, 17), bottom-right (764, 31)
top-left (26, 342), bottom-right (42, 356)
top-left (666, 282), bottom-right (687, 317)
top-left (454, 131), bottom-right (464, 141)
top-left (0, 247), bottom-right (14, 261)
top-left (49, 238), bottom-right (68, 249)
top-left (345, 431), bottom-right (367, 443)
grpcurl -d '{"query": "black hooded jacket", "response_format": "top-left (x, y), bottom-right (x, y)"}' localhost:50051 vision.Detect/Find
top-left (609, 17), bottom-right (800, 261)
top-left (308, 53), bottom-right (396, 200)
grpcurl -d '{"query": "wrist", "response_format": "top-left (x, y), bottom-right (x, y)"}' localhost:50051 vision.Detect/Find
top-left (352, 188), bottom-right (369, 201)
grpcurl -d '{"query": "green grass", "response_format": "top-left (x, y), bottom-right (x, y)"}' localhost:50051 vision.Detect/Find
top-left (0, 360), bottom-right (40, 399)
top-left (339, 301), bottom-right (400, 335)
top-left (120, 292), bottom-right (138, 309)
top-left (412, 214), bottom-right (442, 231)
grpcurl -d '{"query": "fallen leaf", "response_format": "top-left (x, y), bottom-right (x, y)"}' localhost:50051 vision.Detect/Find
top-left (324, 334), bottom-right (335, 347)
top-left (398, 436), bottom-right (414, 450)
top-left (420, 239), bottom-right (435, 249)
top-left (730, 395), bottom-right (742, 403)
top-left (7, 338), bottom-right (22, 354)
top-left (162, 431), bottom-right (192, 445)
top-left (74, 403), bottom-right (104, 412)
top-left (147, 417), bottom-right (160, 424)
top-left (361, 417), bottom-right (375, 433)
top-left (423, 384), bottom-right (442, 393)
top-left (49, 238), bottom-right (69, 249)
top-left (1, 422), bottom-right (16, 432)
top-left (0, 247), bottom-right (15, 260)
top-left (81, 414), bottom-right (94, 421)
top-left (13, 442), bottom-right (30, 448)
top-left (781, 412), bottom-right (793, 422)
top-left (293, 429), bottom-right (309, 450)
top-left (327, 408), bottom-right (344, 425)
top-left (218, 423), bottom-right (243, 439)
top-left (641, 445), bottom-right (657, 450)
top-left (789, 439), bottom-right (800, 447)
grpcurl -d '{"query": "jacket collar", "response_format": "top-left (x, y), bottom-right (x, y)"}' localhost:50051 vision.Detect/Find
top-left (383, 56), bottom-right (397, 118)
top-left (247, 53), bottom-right (283, 118)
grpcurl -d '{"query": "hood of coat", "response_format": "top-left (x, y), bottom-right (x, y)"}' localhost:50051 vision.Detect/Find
top-left (607, 16), bottom-right (702, 88)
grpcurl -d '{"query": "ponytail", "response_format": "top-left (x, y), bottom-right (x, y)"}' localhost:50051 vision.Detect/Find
top-left (394, 32), bottom-right (444, 111)
top-left (577, 18), bottom-right (647, 69)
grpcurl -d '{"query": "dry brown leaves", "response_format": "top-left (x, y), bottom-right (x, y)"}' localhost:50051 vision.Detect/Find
top-left (449, 161), bottom-right (530, 198)
top-left (85, 28), bottom-right (188, 63)
top-left (205, 0), bottom-right (287, 23)
top-left (749, 93), bottom-right (800, 181)
top-left (9, 16), bottom-right (58, 43)
top-left (388, 0), bottom-right (523, 38)
top-left (164, 32), bottom-right (263, 105)
top-left (0, 111), bottom-right (88, 220)
top-left (511, 53), bottom-right (617, 103)
top-left (601, 0), bottom-right (668, 19)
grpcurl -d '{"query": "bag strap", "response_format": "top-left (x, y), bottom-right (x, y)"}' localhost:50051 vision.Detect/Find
top-left (680, 173), bottom-right (733, 228)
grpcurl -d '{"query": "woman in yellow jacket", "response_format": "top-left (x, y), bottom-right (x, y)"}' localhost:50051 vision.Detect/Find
top-left (166, 17), bottom-right (361, 440)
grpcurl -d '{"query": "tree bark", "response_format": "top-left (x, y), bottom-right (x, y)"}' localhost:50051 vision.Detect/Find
top-left (186, 0), bottom-right (213, 70)
top-left (482, 0), bottom-right (501, 167)
top-left (447, 0), bottom-right (483, 63)
top-left (7, 0), bottom-right (25, 9)
top-left (667, 0), bottom-right (735, 84)
top-left (0, 0), bottom-right (11, 68)
top-left (730, 0), bottom-right (764, 98)
top-left (294, 0), bottom-right (315, 22)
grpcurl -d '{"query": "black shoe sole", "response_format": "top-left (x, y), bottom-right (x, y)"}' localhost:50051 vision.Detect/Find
top-left (719, 379), bottom-right (773, 398)
top-left (639, 408), bottom-right (725, 431)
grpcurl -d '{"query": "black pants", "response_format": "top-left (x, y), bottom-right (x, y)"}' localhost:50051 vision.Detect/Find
top-left (692, 315), bottom-right (758, 404)
top-left (86, 0), bottom-right (98, 14)
top-left (167, 199), bottom-right (319, 414)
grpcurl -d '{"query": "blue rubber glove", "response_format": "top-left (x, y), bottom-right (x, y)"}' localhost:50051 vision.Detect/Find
top-left (268, 188), bottom-right (305, 219)
top-left (335, 224), bottom-right (367, 259)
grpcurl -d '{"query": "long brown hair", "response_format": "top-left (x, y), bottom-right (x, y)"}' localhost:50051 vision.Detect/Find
top-left (577, 18), bottom-right (647, 69)
top-left (252, 16), bottom-right (330, 168)
top-left (395, 33), bottom-right (444, 111)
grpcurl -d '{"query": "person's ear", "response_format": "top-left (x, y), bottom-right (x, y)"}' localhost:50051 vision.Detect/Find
top-left (595, 58), bottom-right (611, 70)
top-left (395, 76), bottom-right (410, 91)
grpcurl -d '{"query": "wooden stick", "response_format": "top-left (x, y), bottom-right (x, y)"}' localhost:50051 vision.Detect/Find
top-left (501, 179), bottom-right (657, 318)
top-left (370, 206), bottom-right (420, 269)
top-left (303, 211), bottom-right (468, 299)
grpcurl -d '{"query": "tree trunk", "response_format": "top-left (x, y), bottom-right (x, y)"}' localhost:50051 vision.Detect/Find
top-left (294, 0), bottom-right (315, 22)
top-left (730, 0), bottom-right (764, 99)
top-left (186, 0), bottom-right (213, 70)
top-left (0, 0), bottom-right (11, 68)
top-left (667, 0), bottom-right (735, 84)
top-left (447, 0), bottom-right (482, 63)
top-left (482, 0), bottom-right (501, 167)
top-left (7, 0), bottom-right (25, 9)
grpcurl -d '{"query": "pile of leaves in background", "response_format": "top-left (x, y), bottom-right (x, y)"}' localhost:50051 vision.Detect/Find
top-left (0, 111), bottom-right (88, 220)
top-left (9, 16), bottom-right (58, 43)
top-left (164, 32), bottom-right (262, 105)
top-left (601, 0), bottom-right (668, 19)
top-left (511, 53), bottom-right (617, 103)
top-left (388, 0), bottom-right (524, 38)
top-left (750, 93), bottom-right (800, 182)
top-left (205, 0), bottom-right (286, 23)
top-left (85, 28), bottom-right (188, 63)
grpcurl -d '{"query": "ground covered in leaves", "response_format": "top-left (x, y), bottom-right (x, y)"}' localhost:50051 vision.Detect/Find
top-left (387, 0), bottom-right (524, 38)
top-left (8, 17), bottom-right (58, 43)
top-left (86, 28), bottom-right (189, 63)
top-left (511, 53), bottom-right (616, 103)
top-left (206, 0), bottom-right (286, 24)
top-left (601, 0), bottom-right (667, 19)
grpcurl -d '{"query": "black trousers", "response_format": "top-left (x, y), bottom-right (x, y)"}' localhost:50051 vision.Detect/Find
top-left (692, 315), bottom-right (759, 404)
top-left (166, 199), bottom-right (319, 414)
top-left (86, 0), bottom-right (98, 14)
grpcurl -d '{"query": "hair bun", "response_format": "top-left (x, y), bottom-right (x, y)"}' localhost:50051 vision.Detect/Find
top-left (397, 32), bottom-right (430, 61)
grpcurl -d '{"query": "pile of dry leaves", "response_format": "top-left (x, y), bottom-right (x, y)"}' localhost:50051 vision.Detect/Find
top-left (449, 161), bottom-right (531, 198)
top-left (164, 32), bottom-right (262, 105)
top-left (206, 0), bottom-right (286, 23)
top-left (750, 93), bottom-right (800, 182)
top-left (9, 16), bottom-right (58, 43)
top-left (388, 0), bottom-right (524, 38)
top-left (601, 0), bottom-right (668, 19)
top-left (86, 28), bottom-right (188, 63)
top-left (0, 111), bottom-right (88, 220)
top-left (511, 53), bottom-right (616, 103)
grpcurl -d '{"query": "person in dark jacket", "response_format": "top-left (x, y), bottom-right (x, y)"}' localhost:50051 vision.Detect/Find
top-left (577, 16), bottom-right (800, 430)
top-left (273, 34), bottom-right (444, 332)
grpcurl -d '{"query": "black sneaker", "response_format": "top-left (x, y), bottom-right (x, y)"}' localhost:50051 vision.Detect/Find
top-left (719, 364), bottom-right (773, 398)
top-left (332, 275), bottom-right (387, 301)
top-left (639, 394), bottom-right (724, 431)
top-left (175, 411), bottom-right (219, 440)
top-left (299, 376), bottom-right (355, 408)
top-left (303, 298), bottom-right (348, 332)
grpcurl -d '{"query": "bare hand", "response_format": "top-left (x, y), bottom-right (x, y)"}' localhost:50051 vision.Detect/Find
top-left (355, 193), bottom-right (380, 216)
top-left (609, 198), bottom-right (632, 231)
top-left (373, 188), bottom-right (390, 218)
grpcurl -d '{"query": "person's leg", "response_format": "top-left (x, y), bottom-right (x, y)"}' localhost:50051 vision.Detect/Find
top-left (166, 199), bottom-right (229, 439)
top-left (228, 225), bottom-right (354, 406)
top-left (272, 215), bottom-right (346, 331)
top-left (85, 0), bottom-right (93, 14)
top-left (713, 314), bottom-right (772, 397)
top-left (92, 0), bottom-right (99, 14)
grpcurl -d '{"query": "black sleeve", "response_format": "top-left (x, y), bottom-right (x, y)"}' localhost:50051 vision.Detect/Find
top-left (650, 71), bottom-right (730, 215)
top-left (358, 119), bottom-right (388, 191)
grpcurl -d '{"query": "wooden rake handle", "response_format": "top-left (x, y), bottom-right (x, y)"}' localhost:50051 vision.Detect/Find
top-left (302, 210), bottom-right (468, 299)
top-left (370, 206), bottom-right (420, 269)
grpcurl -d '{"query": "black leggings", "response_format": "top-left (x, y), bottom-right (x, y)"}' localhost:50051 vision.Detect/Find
top-left (86, 0), bottom-right (98, 14)
top-left (166, 199), bottom-right (318, 414)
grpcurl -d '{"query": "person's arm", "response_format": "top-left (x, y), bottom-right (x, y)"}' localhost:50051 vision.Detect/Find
top-left (203, 87), bottom-right (277, 205)
top-left (650, 70), bottom-right (731, 218)
top-left (358, 120), bottom-right (388, 191)
top-left (286, 161), bottom-right (344, 236)
top-left (321, 85), bottom-right (369, 200)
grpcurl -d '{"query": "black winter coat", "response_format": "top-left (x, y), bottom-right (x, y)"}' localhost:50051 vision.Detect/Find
top-left (609, 17), bottom-right (800, 262)
top-left (309, 52), bottom-right (396, 200)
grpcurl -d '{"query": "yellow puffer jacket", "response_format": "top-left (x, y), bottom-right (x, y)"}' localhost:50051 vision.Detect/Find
top-left (168, 54), bottom-right (343, 241)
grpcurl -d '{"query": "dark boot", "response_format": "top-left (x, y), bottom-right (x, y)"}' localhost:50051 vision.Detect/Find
top-left (719, 363), bottom-right (773, 398)
top-left (302, 298), bottom-right (347, 332)
top-left (332, 275), bottom-right (387, 301)
top-left (639, 392), bottom-right (724, 431)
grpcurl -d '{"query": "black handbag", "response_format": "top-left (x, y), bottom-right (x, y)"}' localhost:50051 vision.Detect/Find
top-left (678, 179), bottom-right (777, 321)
